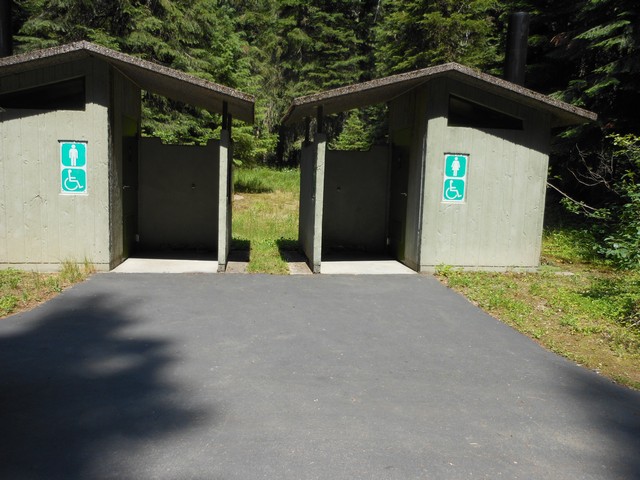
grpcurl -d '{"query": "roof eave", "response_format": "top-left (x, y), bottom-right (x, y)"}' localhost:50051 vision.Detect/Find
top-left (282, 63), bottom-right (596, 128)
top-left (0, 41), bottom-right (255, 124)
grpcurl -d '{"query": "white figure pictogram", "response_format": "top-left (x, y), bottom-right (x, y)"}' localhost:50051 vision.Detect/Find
top-left (451, 156), bottom-right (461, 177)
top-left (69, 144), bottom-right (79, 166)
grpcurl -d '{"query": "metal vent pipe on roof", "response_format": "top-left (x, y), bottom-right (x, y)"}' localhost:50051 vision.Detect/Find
top-left (504, 12), bottom-right (530, 86)
top-left (0, 0), bottom-right (12, 58)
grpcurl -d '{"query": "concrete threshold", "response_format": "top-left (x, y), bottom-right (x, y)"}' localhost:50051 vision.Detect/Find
top-left (111, 258), bottom-right (218, 274)
top-left (321, 260), bottom-right (416, 275)
top-left (280, 250), bottom-right (313, 275)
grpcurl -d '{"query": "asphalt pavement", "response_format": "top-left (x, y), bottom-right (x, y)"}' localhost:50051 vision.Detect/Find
top-left (0, 273), bottom-right (638, 479)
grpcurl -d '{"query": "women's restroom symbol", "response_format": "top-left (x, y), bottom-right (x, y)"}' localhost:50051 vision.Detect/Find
top-left (443, 154), bottom-right (468, 202)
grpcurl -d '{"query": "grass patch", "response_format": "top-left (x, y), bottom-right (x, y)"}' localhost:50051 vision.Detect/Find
top-left (436, 228), bottom-right (640, 390)
top-left (541, 228), bottom-right (601, 266)
top-left (0, 260), bottom-right (94, 318)
top-left (233, 166), bottom-right (300, 274)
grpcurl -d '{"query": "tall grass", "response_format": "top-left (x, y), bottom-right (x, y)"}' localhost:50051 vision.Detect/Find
top-left (0, 259), bottom-right (94, 318)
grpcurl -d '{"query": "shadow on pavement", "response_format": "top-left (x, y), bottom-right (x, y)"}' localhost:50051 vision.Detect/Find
top-left (0, 293), bottom-right (206, 479)
top-left (555, 358), bottom-right (640, 479)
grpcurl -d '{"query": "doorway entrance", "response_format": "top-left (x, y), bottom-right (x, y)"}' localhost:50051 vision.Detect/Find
top-left (118, 138), bottom-right (221, 268)
top-left (319, 145), bottom-right (415, 274)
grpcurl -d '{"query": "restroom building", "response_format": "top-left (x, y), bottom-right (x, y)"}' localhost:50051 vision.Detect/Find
top-left (0, 41), bottom-right (254, 272)
top-left (284, 63), bottom-right (596, 273)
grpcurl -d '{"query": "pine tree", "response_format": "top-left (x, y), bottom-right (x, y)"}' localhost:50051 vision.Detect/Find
top-left (232, 0), bottom-right (380, 163)
top-left (375, 0), bottom-right (503, 75)
top-left (329, 111), bottom-right (372, 151)
top-left (560, 0), bottom-right (639, 135)
top-left (13, 0), bottom-right (250, 146)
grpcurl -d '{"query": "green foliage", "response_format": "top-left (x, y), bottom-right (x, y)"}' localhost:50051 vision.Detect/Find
top-left (436, 252), bottom-right (640, 388)
top-left (555, 135), bottom-right (640, 269)
top-left (0, 266), bottom-right (90, 317)
top-left (329, 111), bottom-right (373, 151)
top-left (14, 0), bottom-right (250, 146)
top-left (0, 294), bottom-right (19, 316)
top-left (141, 98), bottom-right (220, 146)
top-left (59, 260), bottom-right (84, 284)
top-left (233, 0), bottom-right (379, 163)
top-left (556, 0), bottom-right (639, 133)
top-left (594, 134), bottom-right (640, 269)
top-left (232, 123), bottom-right (279, 165)
top-left (541, 228), bottom-right (601, 265)
top-left (0, 269), bottom-right (22, 289)
top-left (375, 0), bottom-right (502, 75)
top-left (584, 273), bottom-right (640, 328)
top-left (235, 166), bottom-right (300, 194)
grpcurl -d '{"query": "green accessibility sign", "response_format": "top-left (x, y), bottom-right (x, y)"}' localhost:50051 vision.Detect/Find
top-left (442, 154), bottom-right (468, 202)
top-left (60, 141), bottom-right (87, 194)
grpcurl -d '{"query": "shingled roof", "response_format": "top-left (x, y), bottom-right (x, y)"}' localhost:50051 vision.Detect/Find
top-left (282, 62), bottom-right (596, 128)
top-left (0, 41), bottom-right (255, 123)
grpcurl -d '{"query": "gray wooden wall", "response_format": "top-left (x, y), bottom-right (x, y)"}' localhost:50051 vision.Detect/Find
top-left (298, 135), bottom-right (326, 273)
top-left (389, 90), bottom-right (429, 271)
top-left (322, 147), bottom-right (389, 254)
top-left (419, 77), bottom-right (551, 270)
top-left (109, 69), bottom-right (141, 268)
top-left (138, 138), bottom-right (220, 252)
top-left (217, 129), bottom-right (231, 271)
top-left (0, 58), bottom-right (111, 271)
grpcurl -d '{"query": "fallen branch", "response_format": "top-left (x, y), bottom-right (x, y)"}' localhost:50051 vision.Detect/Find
top-left (546, 181), bottom-right (599, 213)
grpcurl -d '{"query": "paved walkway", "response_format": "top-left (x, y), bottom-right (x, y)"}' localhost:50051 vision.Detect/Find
top-left (0, 274), bottom-right (638, 479)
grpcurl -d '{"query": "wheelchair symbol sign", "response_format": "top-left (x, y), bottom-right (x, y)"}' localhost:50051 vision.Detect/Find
top-left (61, 168), bottom-right (86, 193)
top-left (443, 178), bottom-right (465, 201)
top-left (60, 141), bottom-right (88, 194)
top-left (442, 153), bottom-right (468, 203)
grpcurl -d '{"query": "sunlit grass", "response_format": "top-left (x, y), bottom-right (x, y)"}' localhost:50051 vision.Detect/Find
top-left (232, 167), bottom-right (300, 274)
top-left (0, 260), bottom-right (94, 318)
top-left (436, 229), bottom-right (640, 390)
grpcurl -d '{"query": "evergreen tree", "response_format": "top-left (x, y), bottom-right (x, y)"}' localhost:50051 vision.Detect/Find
top-left (375, 0), bottom-right (503, 75)
top-left (329, 110), bottom-right (372, 151)
top-left (508, 0), bottom-right (639, 135)
top-left (280, 0), bottom-right (369, 94)
top-left (13, 0), bottom-right (250, 146)
top-left (231, 0), bottom-right (285, 162)
top-left (232, 0), bottom-right (379, 163)
top-left (558, 0), bottom-right (639, 135)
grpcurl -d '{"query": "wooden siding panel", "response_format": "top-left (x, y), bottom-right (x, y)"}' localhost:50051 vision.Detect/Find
top-left (298, 141), bottom-right (316, 267)
top-left (420, 77), bottom-right (551, 270)
top-left (107, 66), bottom-right (141, 267)
top-left (389, 90), bottom-right (424, 270)
top-left (0, 58), bottom-right (111, 270)
top-left (322, 147), bottom-right (389, 253)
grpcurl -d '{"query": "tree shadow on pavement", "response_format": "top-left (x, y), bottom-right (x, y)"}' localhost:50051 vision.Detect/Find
top-left (0, 293), bottom-right (206, 479)
top-left (553, 357), bottom-right (640, 479)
